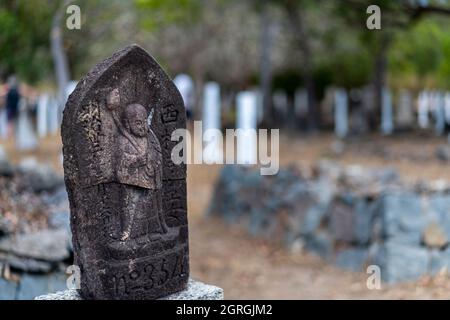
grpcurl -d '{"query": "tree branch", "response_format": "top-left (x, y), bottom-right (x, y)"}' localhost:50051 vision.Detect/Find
top-left (407, 5), bottom-right (450, 20)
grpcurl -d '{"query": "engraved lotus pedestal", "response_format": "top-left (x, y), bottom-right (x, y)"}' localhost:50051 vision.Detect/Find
top-left (56, 44), bottom-right (222, 300)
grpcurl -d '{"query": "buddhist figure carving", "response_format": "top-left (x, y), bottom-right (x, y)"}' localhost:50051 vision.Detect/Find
top-left (62, 45), bottom-right (189, 300)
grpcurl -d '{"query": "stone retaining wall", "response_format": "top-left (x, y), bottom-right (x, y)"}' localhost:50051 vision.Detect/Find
top-left (209, 162), bottom-right (450, 283)
top-left (0, 150), bottom-right (70, 299)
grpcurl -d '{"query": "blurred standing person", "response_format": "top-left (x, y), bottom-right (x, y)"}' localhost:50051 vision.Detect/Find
top-left (5, 76), bottom-right (20, 139)
top-left (0, 83), bottom-right (8, 140)
top-left (16, 95), bottom-right (37, 151)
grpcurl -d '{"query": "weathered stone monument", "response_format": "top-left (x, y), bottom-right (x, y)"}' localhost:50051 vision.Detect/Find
top-left (57, 44), bottom-right (206, 300)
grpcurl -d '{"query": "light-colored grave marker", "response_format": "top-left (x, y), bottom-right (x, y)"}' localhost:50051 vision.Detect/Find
top-left (16, 98), bottom-right (37, 151)
top-left (418, 91), bottom-right (430, 129)
top-left (37, 93), bottom-right (49, 138)
top-left (202, 82), bottom-right (222, 164)
top-left (174, 74), bottom-right (194, 117)
top-left (334, 88), bottom-right (348, 138)
top-left (396, 89), bottom-right (413, 128)
top-left (381, 88), bottom-right (393, 135)
top-left (236, 91), bottom-right (258, 165)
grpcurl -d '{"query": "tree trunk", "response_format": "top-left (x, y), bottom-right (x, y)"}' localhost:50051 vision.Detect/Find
top-left (192, 70), bottom-right (205, 121)
top-left (371, 35), bottom-right (391, 131)
top-left (304, 70), bottom-right (317, 132)
top-left (260, 2), bottom-right (274, 127)
top-left (51, 1), bottom-right (70, 117)
top-left (285, 3), bottom-right (318, 132)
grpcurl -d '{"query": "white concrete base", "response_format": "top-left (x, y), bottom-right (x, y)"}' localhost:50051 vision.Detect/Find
top-left (34, 278), bottom-right (224, 300)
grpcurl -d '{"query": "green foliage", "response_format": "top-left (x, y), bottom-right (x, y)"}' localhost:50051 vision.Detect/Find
top-left (272, 70), bottom-right (302, 96)
top-left (438, 34), bottom-right (450, 87)
top-left (389, 18), bottom-right (450, 88)
top-left (63, 0), bottom-right (132, 80)
top-left (135, 0), bottom-right (203, 30)
top-left (0, 0), bottom-right (57, 83)
top-left (328, 50), bottom-right (373, 89)
top-left (1, 0), bottom-right (450, 92)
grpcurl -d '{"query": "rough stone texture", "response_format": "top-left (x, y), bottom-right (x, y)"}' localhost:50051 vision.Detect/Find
top-left (210, 163), bottom-right (450, 283)
top-left (353, 199), bottom-right (374, 245)
top-left (0, 279), bottom-right (17, 300)
top-left (423, 223), bottom-right (448, 249)
top-left (0, 252), bottom-right (53, 273)
top-left (379, 193), bottom-right (425, 245)
top-left (0, 218), bottom-right (12, 238)
top-left (0, 274), bottom-right (69, 300)
top-left (48, 211), bottom-right (71, 233)
top-left (374, 242), bottom-right (429, 283)
top-left (304, 231), bottom-right (332, 259)
top-left (0, 160), bottom-right (79, 300)
top-left (34, 279), bottom-right (223, 300)
top-left (436, 144), bottom-right (450, 162)
top-left (334, 248), bottom-right (369, 272)
top-left (16, 158), bottom-right (64, 193)
top-left (430, 248), bottom-right (450, 275)
top-left (61, 44), bottom-right (189, 300)
top-left (0, 229), bottom-right (71, 262)
top-left (428, 194), bottom-right (450, 236)
top-left (17, 273), bottom-right (67, 300)
top-left (0, 145), bottom-right (13, 176)
top-left (329, 197), bottom-right (355, 243)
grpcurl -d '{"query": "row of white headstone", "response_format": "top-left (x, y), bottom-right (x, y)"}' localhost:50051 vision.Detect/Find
top-left (36, 94), bottom-right (62, 138)
top-left (174, 75), bottom-right (450, 162)
top-left (174, 74), bottom-right (263, 124)
top-left (197, 82), bottom-right (450, 138)
top-left (334, 88), bottom-right (450, 138)
top-left (181, 79), bottom-right (418, 164)
top-left (196, 81), bottom-right (259, 164)
top-left (0, 81), bottom-right (78, 151)
top-left (174, 74), bottom-right (305, 125)
top-left (0, 95), bottom-right (59, 151)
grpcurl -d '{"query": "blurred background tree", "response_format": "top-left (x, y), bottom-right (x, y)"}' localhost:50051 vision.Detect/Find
top-left (1, 0), bottom-right (450, 130)
top-left (335, 0), bottom-right (450, 129)
top-left (0, 0), bottom-right (57, 83)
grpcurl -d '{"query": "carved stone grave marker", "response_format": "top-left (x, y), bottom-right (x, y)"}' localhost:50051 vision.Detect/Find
top-left (62, 44), bottom-right (189, 300)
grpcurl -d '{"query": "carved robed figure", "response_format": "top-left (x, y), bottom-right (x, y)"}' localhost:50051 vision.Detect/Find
top-left (62, 45), bottom-right (189, 300)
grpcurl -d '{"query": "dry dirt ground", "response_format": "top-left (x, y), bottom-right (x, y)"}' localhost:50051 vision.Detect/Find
top-left (3, 131), bottom-right (450, 299)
